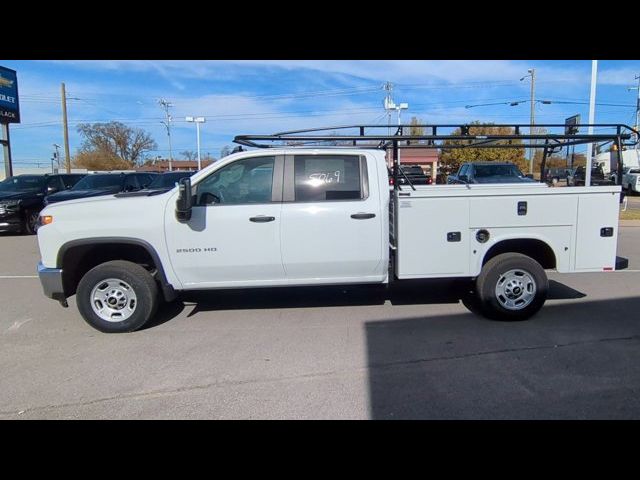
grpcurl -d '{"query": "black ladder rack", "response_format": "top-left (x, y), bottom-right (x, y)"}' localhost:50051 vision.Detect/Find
top-left (233, 123), bottom-right (640, 189)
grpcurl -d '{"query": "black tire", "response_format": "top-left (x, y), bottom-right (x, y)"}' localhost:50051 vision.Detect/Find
top-left (460, 281), bottom-right (485, 316)
top-left (76, 260), bottom-right (159, 333)
top-left (476, 253), bottom-right (548, 321)
top-left (22, 210), bottom-right (39, 235)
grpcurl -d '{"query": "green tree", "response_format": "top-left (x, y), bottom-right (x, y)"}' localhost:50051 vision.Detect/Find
top-left (439, 122), bottom-right (527, 171)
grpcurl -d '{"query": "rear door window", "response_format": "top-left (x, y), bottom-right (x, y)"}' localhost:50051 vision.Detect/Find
top-left (46, 176), bottom-right (64, 191)
top-left (293, 155), bottom-right (363, 202)
top-left (61, 175), bottom-right (84, 189)
top-left (124, 175), bottom-right (141, 191)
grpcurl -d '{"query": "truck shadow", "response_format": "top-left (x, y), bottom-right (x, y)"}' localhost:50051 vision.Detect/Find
top-left (145, 279), bottom-right (585, 329)
top-left (364, 295), bottom-right (640, 419)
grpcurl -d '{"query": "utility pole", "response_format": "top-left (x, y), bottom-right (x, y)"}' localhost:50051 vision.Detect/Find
top-left (383, 83), bottom-right (408, 168)
top-left (383, 81), bottom-right (394, 134)
top-left (158, 98), bottom-right (173, 171)
top-left (61, 83), bottom-right (71, 173)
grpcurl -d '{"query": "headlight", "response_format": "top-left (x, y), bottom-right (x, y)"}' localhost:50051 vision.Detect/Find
top-left (38, 215), bottom-right (53, 226)
top-left (0, 199), bottom-right (21, 211)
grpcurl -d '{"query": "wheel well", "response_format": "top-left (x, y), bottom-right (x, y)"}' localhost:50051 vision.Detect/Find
top-left (482, 238), bottom-right (556, 270)
top-left (59, 242), bottom-right (159, 297)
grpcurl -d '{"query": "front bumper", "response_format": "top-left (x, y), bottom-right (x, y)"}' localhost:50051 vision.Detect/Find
top-left (0, 210), bottom-right (23, 232)
top-left (37, 261), bottom-right (67, 306)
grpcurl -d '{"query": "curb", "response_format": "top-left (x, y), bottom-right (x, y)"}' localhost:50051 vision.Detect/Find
top-left (620, 220), bottom-right (640, 227)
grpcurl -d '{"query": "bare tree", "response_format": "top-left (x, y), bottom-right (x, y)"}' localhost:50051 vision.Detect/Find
top-left (220, 145), bottom-right (232, 158)
top-left (180, 150), bottom-right (197, 161)
top-left (76, 122), bottom-right (157, 167)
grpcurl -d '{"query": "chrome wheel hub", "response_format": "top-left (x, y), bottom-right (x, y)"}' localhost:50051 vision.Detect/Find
top-left (495, 269), bottom-right (536, 311)
top-left (90, 278), bottom-right (137, 322)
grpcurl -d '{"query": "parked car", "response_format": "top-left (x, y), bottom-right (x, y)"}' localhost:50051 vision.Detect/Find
top-left (622, 166), bottom-right (640, 194)
top-left (145, 171), bottom-right (195, 191)
top-left (568, 165), bottom-right (611, 186)
top-left (44, 172), bottom-right (158, 205)
top-left (0, 173), bottom-right (86, 234)
top-left (448, 162), bottom-right (535, 184)
top-left (544, 167), bottom-right (575, 185)
top-left (389, 165), bottom-right (433, 186)
top-left (399, 165), bottom-right (432, 185)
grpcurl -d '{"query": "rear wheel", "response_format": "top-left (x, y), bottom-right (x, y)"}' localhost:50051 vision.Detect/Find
top-left (475, 253), bottom-right (548, 321)
top-left (460, 286), bottom-right (485, 316)
top-left (76, 260), bottom-right (159, 333)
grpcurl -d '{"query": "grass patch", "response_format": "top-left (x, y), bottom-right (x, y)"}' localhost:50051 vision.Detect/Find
top-left (620, 208), bottom-right (640, 220)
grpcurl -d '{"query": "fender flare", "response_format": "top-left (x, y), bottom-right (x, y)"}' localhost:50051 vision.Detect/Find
top-left (57, 237), bottom-right (177, 301)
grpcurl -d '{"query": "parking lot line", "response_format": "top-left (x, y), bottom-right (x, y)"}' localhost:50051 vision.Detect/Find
top-left (0, 275), bottom-right (38, 279)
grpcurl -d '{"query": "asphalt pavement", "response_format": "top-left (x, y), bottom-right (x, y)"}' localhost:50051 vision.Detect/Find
top-left (1, 228), bottom-right (639, 419)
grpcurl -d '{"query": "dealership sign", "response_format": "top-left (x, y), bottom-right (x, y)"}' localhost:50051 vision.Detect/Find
top-left (0, 66), bottom-right (20, 124)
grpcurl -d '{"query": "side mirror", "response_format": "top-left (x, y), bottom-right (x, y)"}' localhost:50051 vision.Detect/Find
top-left (176, 177), bottom-right (193, 223)
top-left (458, 175), bottom-right (469, 183)
top-left (46, 186), bottom-right (59, 194)
top-left (525, 174), bottom-right (534, 179)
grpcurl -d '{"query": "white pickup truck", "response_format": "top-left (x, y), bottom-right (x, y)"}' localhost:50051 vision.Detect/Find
top-left (36, 145), bottom-right (627, 333)
top-left (622, 166), bottom-right (640, 193)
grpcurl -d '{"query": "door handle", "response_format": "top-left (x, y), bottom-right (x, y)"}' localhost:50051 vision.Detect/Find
top-left (249, 216), bottom-right (275, 223)
top-left (350, 213), bottom-right (376, 220)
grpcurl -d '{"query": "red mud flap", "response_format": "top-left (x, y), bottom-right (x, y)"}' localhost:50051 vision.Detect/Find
top-left (615, 256), bottom-right (629, 271)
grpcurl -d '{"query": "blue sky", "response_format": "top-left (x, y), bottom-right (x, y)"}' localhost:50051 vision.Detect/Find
top-left (2, 60), bottom-right (640, 167)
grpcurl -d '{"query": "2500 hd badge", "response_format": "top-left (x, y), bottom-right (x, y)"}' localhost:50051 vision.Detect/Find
top-left (176, 247), bottom-right (217, 253)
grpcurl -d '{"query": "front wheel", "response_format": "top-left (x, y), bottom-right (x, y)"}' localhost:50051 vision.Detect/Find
top-left (475, 253), bottom-right (548, 321)
top-left (76, 260), bottom-right (159, 333)
top-left (23, 210), bottom-right (40, 235)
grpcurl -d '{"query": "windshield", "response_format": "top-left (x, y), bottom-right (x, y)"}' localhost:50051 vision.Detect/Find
top-left (72, 175), bottom-right (124, 190)
top-left (0, 176), bottom-right (46, 192)
top-left (148, 172), bottom-right (192, 189)
top-left (474, 164), bottom-right (524, 177)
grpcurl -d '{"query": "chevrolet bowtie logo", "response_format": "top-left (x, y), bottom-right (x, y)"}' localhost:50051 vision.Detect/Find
top-left (0, 75), bottom-right (14, 88)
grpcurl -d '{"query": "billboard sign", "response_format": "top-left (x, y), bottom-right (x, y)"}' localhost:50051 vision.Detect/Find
top-left (0, 66), bottom-right (20, 124)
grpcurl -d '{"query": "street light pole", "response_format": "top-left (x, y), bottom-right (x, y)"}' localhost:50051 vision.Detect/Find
top-left (628, 74), bottom-right (640, 147)
top-left (186, 116), bottom-right (206, 170)
top-left (585, 60), bottom-right (598, 187)
top-left (52, 144), bottom-right (61, 172)
top-left (520, 69), bottom-right (536, 174)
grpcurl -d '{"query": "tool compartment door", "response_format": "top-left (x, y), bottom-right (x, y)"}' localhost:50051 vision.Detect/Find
top-left (395, 195), bottom-right (470, 278)
top-left (574, 192), bottom-right (620, 271)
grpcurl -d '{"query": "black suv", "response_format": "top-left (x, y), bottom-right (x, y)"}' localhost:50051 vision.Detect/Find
top-left (45, 172), bottom-right (158, 205)
top-left (0, 173), bottom-right (86, 234)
